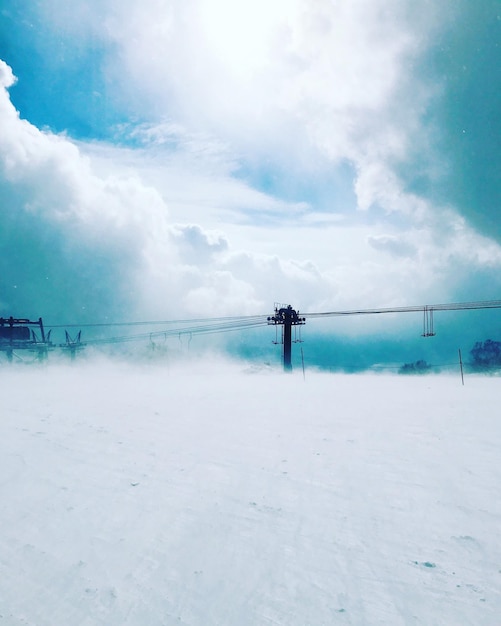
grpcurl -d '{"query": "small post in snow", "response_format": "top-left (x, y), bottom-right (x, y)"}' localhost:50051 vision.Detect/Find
top-left (458, 348), bottom-right (464, 386)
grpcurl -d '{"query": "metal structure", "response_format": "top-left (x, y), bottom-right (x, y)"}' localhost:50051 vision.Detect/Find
top-left (422, 306), bottom-right (435, 337)
top-left (1, 298), bottom-right (500, 368)
top-left (61, 330), bottom-right (84, 360)
top-left (0, 317), bottom-right (52, 361)
top-left (267, 305), bottom-right (306, 372)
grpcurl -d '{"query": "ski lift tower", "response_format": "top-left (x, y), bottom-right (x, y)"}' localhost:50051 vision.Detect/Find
top-left (0, 316), bottom-right (52, 361)
top-left (268, 304), bottom-right (305, 372)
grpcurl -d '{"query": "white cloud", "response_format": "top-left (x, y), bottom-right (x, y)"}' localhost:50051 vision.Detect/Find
top-left (0, 64), bottom-right (334, 320)
top-left (100, 1), bottom-right (441, 177)
top-left (368, 235), bottom-right (417, 259)
top-left (40, 0), bottom-right (448, 233)
top-left (36, 1), bottom-right (437, 163)
top-left (0, 59), bottom-right (16, 89)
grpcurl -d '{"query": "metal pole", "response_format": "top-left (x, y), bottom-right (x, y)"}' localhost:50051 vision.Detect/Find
top-left (283, 314), bottom-right (292, 372)
top-left (38, 317), bottom-right (46, 343)
top-left (268, 305), bottom-right (305, 373)
top-left (459, 348), bottom-right (464, 386)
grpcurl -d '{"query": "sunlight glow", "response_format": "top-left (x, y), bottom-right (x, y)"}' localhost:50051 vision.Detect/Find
top-left (199, 0), bottom-right (297, 77)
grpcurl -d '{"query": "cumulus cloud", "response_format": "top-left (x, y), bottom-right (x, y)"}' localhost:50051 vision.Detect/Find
top-left (368, 235), bottom-right (417, 259)
top-left (0, 65), bottom-right (168, 321)
top-left (0, 59), bottom-right (16, 89)
top-left (0, 62), bottom-right (334, 321)
top-left (91, 0), bottom-right (443, 214)
top-left (29, 0), bottom-right (469, 230)
top-left (9, 1), bottom-right (496, 234)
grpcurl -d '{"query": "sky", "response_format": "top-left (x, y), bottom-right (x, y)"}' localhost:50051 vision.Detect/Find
top-left (1, 0), bottom-right (500, 368)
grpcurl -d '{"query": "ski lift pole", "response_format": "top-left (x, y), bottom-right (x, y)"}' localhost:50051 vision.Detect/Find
top-left (268, 305), bottom-right (306, 372)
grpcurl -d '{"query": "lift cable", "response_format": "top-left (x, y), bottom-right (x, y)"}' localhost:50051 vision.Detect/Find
top-left (43, 300), bottom-right (501, 332)
top-left (302, 299), bottom-right (501, 318)
top-left (45, 314), bottom-right (269, 329)
top-left (37, 299), bottom-right (501, 349)
top-left (81, 319), bottom-right (269, 347)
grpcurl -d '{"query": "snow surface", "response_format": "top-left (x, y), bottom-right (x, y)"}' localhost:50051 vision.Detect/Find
top-left (1, 359), bottom-right (500, 625)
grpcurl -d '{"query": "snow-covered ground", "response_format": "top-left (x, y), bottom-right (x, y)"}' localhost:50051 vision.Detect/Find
top-left (1, 358), bottom-right (500, 625)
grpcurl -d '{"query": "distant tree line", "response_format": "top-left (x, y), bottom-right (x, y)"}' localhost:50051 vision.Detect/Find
top-left (469, 339), bottom-right (501, 370)
top-left (399, 359), bottom-right (432, 375)
top-left (399, 339), bottom-right (501, 374)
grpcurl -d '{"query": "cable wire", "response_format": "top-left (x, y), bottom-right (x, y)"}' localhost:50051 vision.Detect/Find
top-left (40, 299), bottom-right (501, 348)
top-left (303, 300), bottom-right (501, 318)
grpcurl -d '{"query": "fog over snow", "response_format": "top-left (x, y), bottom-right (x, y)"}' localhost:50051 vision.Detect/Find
top-left (1, 359), bottom-right (500, 625)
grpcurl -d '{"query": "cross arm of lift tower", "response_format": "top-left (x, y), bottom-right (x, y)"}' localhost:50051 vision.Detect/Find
top-left (267, 304), bottom-right (306, 372)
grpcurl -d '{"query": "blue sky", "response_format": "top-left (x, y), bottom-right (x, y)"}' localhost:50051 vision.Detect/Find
top-left (1, 0), bottom-right (500, 367)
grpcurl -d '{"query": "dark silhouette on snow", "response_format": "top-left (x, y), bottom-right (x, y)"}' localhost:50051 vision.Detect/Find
top-left (399, 360), bottom-right (432, 375)
top-left (470, 339), bottom-right (501, 370)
